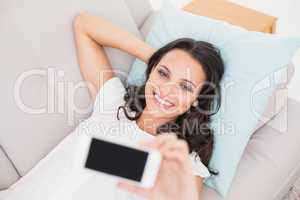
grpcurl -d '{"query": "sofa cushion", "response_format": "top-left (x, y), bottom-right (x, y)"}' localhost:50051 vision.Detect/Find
top-left (0, 190), bottom-right (11, 199)
top-left (0, 0), bottom-right (142, 186)
top-left (0, 147), bottom-right (20, 190)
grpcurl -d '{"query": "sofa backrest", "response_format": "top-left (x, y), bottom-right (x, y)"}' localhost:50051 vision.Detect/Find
top-left (0, 0), bottom-right (151, 190)
top-left (124, 0), bottom-right (153, 29)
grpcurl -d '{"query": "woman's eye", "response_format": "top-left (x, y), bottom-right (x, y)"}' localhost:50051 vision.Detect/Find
top-left (158, 69), bottom-right (168, 78)
top-left (181, 84), bottom-right (193, 92)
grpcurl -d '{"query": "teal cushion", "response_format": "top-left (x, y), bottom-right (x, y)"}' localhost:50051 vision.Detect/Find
top-left (127, 0), bottom-right (300, 197)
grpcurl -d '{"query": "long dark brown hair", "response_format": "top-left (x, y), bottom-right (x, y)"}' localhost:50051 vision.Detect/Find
top-left (117, 38), bottom-right (224, 175)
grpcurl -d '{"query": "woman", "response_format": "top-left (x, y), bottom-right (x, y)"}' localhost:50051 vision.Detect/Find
top-left (73, 11), bottom-right (224, 198)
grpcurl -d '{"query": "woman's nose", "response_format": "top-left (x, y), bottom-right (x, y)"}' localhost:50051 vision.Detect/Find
top-left (160, 82), bottom-right (178, 97)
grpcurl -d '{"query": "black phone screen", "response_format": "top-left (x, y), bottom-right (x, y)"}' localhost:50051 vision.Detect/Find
top-left (85, 138), bottom-right (149, 182)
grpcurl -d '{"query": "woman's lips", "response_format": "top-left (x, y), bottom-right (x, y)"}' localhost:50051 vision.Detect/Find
top-left (152, 91), bottom-right (175, 109)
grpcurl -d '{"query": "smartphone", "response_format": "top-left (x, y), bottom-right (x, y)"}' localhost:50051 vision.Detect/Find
top-left (79, 136), bottom-right (161, 188)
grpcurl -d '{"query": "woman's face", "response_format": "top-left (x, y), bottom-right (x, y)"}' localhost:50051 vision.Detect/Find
top-left (144, 49), bottom-right (206, 119)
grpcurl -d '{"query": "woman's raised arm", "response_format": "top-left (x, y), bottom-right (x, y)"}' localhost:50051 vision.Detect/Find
top-left (73, 11), bottom-right (156, 100)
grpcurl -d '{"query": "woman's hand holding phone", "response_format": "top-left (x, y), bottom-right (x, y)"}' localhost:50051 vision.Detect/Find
top-left (117, 134), bottom-right (200, 200)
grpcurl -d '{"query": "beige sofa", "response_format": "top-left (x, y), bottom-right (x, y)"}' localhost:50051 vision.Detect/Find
top-left (1, 0), bottom-right (300, 199)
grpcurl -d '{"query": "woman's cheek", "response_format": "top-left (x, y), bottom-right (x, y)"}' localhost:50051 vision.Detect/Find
top-left (178, 95), bottom-right (193, 112)
top-left (152, 76), bottom-right (164, 85)
top-left (175, 96), bottom-right (185, 113)
top-left (148, 76), bottom-right (162, 90)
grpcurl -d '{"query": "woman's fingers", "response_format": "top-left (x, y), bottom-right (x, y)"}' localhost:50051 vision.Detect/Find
top-left (138, 134), bottom-right (190, 171)
top-left (160, 139), bottom-right (189, 156)
top-left (153, 133), bottom-right (178, 149)
top-left (164, 149), bottom-right (187, 165)
top-left (117, 181), bottom-right (150, 198)
top-left (138, 139), bottom-right (156, 149)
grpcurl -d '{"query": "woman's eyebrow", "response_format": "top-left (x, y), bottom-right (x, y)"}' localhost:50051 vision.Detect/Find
top-left (160, 65), bottom-right (170, 73)
top-left (160, 64), bottom-right (196, 88)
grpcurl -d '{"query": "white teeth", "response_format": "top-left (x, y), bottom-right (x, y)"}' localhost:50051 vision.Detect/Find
top-left (154, 93), bottom-right (173, 107)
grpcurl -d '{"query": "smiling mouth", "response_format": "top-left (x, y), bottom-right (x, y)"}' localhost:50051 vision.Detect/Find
top-left (152, 91), bottom-right (175, 109)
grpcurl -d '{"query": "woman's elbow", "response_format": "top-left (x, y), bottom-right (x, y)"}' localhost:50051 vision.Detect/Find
top-left (73, 11), bottom-right (89, 32)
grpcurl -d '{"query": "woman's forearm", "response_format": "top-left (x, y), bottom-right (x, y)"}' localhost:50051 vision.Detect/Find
top-left (73, 11), bottom-right (156, 63)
